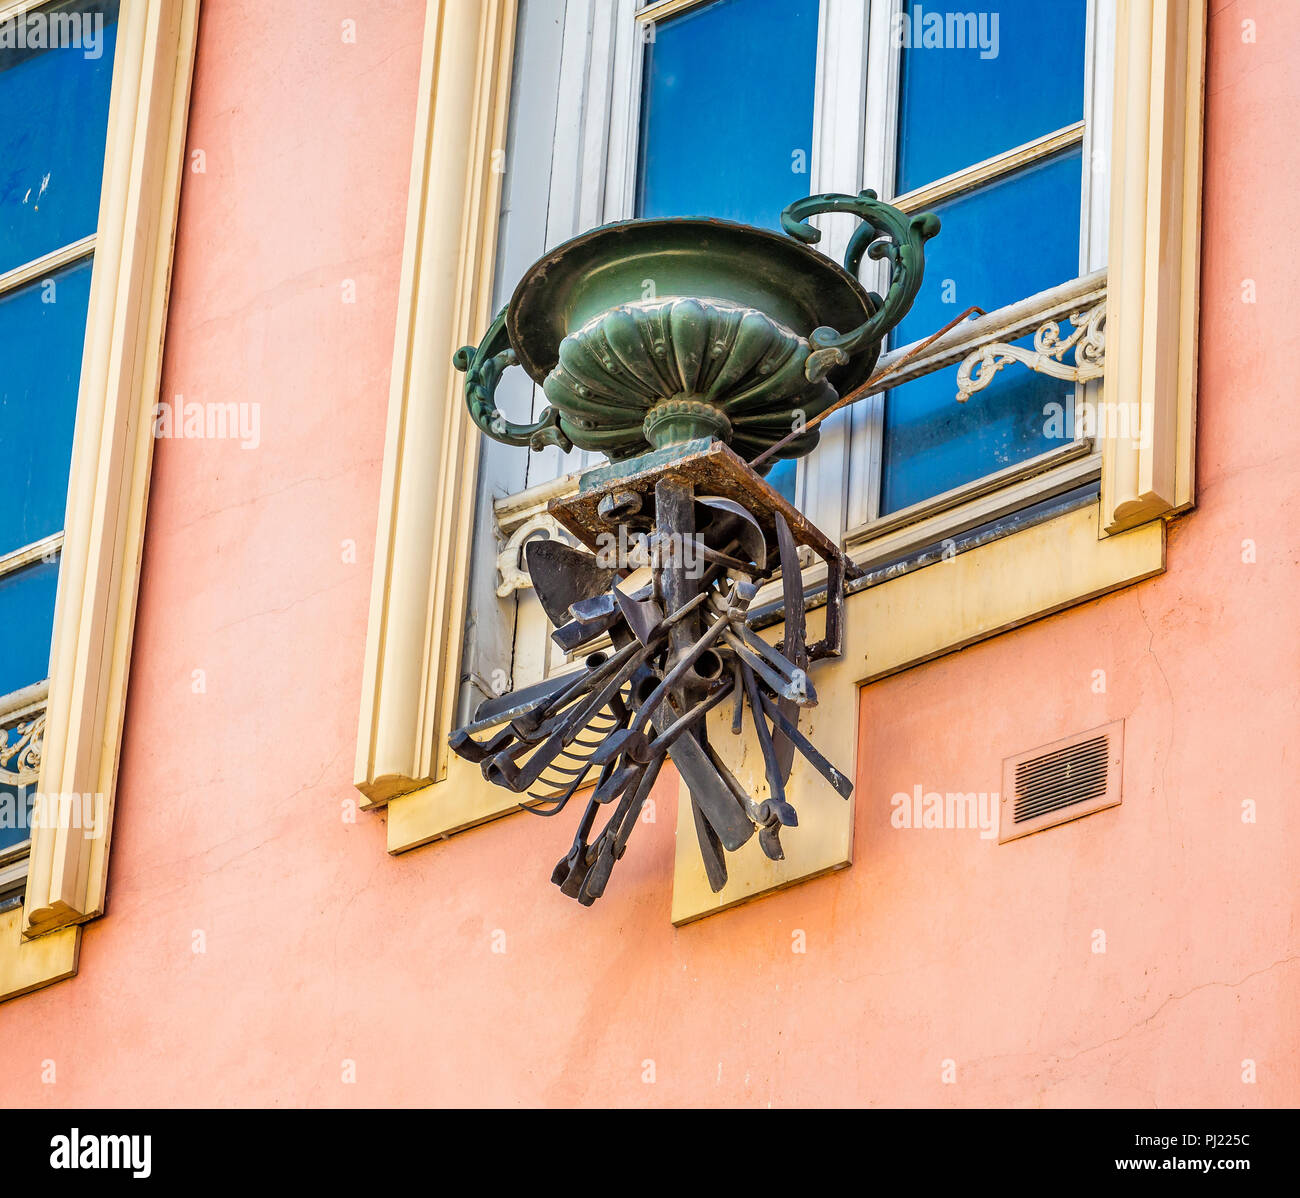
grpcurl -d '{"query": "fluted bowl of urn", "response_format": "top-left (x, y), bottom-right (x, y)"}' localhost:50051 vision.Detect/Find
top-left (454, 189), bottom-right (939, 472)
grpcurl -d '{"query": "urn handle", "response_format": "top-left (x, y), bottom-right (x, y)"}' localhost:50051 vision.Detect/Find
top-left (453, 308), bottom-right (573, 452)
top-left (781, 189), bottom-right (940, 382)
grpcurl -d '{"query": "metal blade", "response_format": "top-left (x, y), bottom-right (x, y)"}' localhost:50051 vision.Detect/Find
top-left (758, 691), bottom-right (853, 799)
top-left (613, 586), bottom-right (664, 646)
top-left (569, 592), bottom-right (617, 624)
top-left (552, 610), bottom-right (621, 654)
top-left (525, 538), bottom-right (618, 630)
top-left (722, 631), bottom-right (817, 706)
top-left (729, 623), bottom-right (817, 700)
top-left (691, 797), bottom-right (729, 892)
top-left (740, 661), bottom-right (790, 818)
top-left (695, 495), bottom-right (767, 571)
top-left (758, 823), bottom-right (785, 861)
top-left (666, 730), bottom-right (754, 852)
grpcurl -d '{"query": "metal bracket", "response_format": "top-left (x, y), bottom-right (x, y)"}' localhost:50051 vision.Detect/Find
top-left (955, 299), bottom-right (1106, 403)
top-left (1, 701), bottom-right (44, 788)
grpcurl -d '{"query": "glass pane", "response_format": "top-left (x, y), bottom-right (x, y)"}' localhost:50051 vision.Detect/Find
top-left (0, 256), bottom-right (94, 557)
top-left (637, 0), bottom-right (819, 231)
top-left (893, 147), bottom-right (1083, 348)
top-left (0, 0), bottom-right (121, 274)
top-left (895, 0), bottom-right (1086, 194)
top-left (0, 556), bottom-right (60, 697)
top-left (880, 334), bottom-right (1075, 515)
top-left (0, 783), bottom-right (35, 854)
top-left (881, 148), bottom-right (1083, 514)
top-left (763, 456), bottom-right (797, 504)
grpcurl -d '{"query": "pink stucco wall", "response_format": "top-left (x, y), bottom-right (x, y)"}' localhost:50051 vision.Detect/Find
top-left (1, 0), bottom-right (1296, 1107)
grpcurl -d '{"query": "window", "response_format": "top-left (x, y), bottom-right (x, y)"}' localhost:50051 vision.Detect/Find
top-left (880, 0), bottom-right (1089, 513)
top-left (0, 0), bottom-right (119, 909)
top-left (847, 0), bottom-right (1109, 546)
top-left (360, 0), bottom-right (1203, 909)
top-left (1, 0), bottom-right (197, 1001)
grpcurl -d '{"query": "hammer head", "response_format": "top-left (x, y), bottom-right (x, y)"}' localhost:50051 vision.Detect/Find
top-left (589, 727), bottom-right (652, 768)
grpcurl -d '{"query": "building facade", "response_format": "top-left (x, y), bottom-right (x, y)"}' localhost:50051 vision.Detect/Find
top-left (1, 0), bottom-right (1297, 1107)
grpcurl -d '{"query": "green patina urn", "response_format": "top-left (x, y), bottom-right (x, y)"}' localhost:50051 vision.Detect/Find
top-left (455, 190), bottom-right (938, 471)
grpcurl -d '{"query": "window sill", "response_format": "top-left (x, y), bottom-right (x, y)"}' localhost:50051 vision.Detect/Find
top-left (0, 907), bottom-right (79, 1004)
top-left (844, 439), bottom-right (1099, 562)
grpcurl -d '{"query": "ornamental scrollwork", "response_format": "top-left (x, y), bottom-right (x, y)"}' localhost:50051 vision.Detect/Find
top-left (454, 307), bottom-right (574, 453)
top-left (955, 300), bottom-right (1107, 403)
top-left (1, 709), bottom-right (45, 785)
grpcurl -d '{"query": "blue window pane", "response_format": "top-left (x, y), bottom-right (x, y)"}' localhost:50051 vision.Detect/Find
top-left (882, 148), bottom-right (1083, 514)
top-left (637, 0), bottom-right (819, 231)
top-left (0, 256), bottom-right (94, 557)
top-left (0, 0), bottom-right (120, 274)
top-left (0, 557), bottom-right (60, 697)
top-left (0, 784), bottom-right (35, 854)
top-left (893, 147), bottom-right (1083, 348)
top-left (763, 457), bottom-right (797, 504)
top-left (896, 0), bottom-right (1086, 193)
top-left (880, 334), bottom-right (1075, 515)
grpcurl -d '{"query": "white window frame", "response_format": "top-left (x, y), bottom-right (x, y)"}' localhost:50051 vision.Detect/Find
top-left (0, 4), bottom-right (120, 903)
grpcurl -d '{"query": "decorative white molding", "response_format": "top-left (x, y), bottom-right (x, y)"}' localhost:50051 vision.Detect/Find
top-left (491, 471), bottom-right (581, 595)
top-left (354, 0), bottom-right (519, 804)
top-left (495, 514), bottom-right (579, 597)
top-left (1, 709), bottom-right (44, 787)
top-left (1100, 0), bottom-right (1205, 533)
top-left (492, 471), bottom-right (580, 528)
top-left (22, 0), bottom-right (200, 942)
top-left (955, 300), bottom-right (1107, 403)
top-left (0, 683), bottom-right (49, 891)
top-left (877, 271), bottom-right (1109, 390)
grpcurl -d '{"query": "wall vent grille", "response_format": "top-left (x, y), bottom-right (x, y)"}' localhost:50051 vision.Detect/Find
top-left (1000, 720), bottom-right (1123, 842)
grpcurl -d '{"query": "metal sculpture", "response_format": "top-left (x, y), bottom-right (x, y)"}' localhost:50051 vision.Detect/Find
top-left (449, 190), bottom-right (938, 905)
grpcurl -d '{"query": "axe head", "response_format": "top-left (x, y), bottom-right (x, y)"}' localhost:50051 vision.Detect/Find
top-left (525, 539), bottom-right (618, 630)
top-left (589, 726), bottom-right (651, 768)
